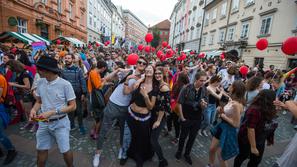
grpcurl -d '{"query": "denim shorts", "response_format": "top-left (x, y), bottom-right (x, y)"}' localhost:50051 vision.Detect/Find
top-left (36, 116), bottom-right (70, 153)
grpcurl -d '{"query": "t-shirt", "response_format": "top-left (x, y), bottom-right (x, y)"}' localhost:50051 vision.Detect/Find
top-left (0, 74), bottom-right (7, 103)
top-left (35, 77), bottom-right (76, 119)
top-left (109, 78), bottom-right (136, 106)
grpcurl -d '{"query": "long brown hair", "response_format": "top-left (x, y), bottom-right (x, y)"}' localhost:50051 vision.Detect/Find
top-left (230, 80), bottom-right (246, 105)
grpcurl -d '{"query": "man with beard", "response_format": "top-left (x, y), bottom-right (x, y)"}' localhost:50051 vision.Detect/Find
top-left (93, 56), bottom-right (148, 167)
top-left (62, 54), bottom-right (87, 134)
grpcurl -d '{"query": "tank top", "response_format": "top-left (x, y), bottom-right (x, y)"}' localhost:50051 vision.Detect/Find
top-left (224, 101), bottom-right (234, 117)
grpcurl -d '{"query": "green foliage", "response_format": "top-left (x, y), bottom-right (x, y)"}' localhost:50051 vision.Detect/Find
top-left (151, 27), bottom-right (160, 48)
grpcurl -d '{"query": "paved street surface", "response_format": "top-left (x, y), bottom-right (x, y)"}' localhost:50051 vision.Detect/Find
top-left (1, 112), bottom-right (296, 167)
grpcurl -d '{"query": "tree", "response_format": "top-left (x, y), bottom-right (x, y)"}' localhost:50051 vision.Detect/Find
top-left (151, 27), bottom-right (160, 48)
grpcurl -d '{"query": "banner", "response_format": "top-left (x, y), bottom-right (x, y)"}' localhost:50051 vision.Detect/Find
top-left (31, 41), bottom-right (47, 60)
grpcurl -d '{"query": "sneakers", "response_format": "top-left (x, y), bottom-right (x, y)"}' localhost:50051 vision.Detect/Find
top-left (93, 154), bottom-right (100, 167)
top-left (3, 150), bottom-right (17, 165)
top-left (184, 154), bottom-right (192, 165)
top-left (202, 130), bottom-right (208, 137)
top-left (118, 148), bottom-right (123, 159)
top-left (198, 129), bottom-right (203, 136)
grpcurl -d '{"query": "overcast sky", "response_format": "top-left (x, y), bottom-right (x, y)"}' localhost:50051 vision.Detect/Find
top-left (112, 0), bottom-right (177, 27)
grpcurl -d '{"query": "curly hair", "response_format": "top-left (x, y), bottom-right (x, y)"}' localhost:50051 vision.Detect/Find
top-left (249, 89), bottom-right (277, 121)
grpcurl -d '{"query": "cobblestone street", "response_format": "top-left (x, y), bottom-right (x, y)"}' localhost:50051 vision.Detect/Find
top-left (1, 112), bottom-right (296, 167)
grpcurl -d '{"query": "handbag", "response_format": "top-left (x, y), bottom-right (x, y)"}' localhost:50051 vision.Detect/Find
top-left (90, 78), bottom-right (105, 109)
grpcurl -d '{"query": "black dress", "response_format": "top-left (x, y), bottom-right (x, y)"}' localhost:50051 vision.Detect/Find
top-left (127, 85), bottom-right (158, 166)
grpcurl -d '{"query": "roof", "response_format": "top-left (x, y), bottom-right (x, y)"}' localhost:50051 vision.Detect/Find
top-left (150, 19), bottom-right (171, 30)
top-left (123, 9), bottom-right (148, 29)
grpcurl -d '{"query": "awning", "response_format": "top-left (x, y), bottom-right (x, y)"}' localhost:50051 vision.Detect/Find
top-left (182, 49), bottom-right (191, 53)
top-left (52, 36), bottom-right (86, 47)
top-left (205, 50), bottom-right (222, 58)
top-left (0, 31), bottom-right (50, 45)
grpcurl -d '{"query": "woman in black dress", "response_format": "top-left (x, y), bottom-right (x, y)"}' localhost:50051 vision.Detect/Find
top-left (125, 65), bottom-right (159, 167)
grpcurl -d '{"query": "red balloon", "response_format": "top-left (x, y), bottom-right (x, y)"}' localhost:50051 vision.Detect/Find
top-left (88, 45), bottom-right (92, 49)
top-left (166, 50), bottom-right (173, 58)
top-left (104, 42), bottom-right (108, 46)
top-left (56, 39), bottom-right (61, 45)
top-left (175, 48), bottom-right (178, 52)
top-left (181, 53), bottom-right (186, 60)
top-left (160, 54), bottom-right (166, 61)
top-left (127, 53), bottom-right (139, 65)
top-left (144, 46), bottom-right (151, 53)
top-left (162, 41), bottom-right (168, 47)
top-left (167, 45), bottom-right (171, 49)
top-left (256, 38), bottom-right (268, 51)
top-left (151, 47), bottom-right (156, 52)
top-left (220, 52), bottom-right (225, 60)
top-left (95, 42), bottom-right (100, 47)
top-left (145, 33), bottom-right (154, 43)
top-left (138, 45), bottom-right (144, 51)
top-left (281, 37), bottom-right (297, 55)
top-left (198, 53), bottom-right (205, 58)
top-left (107, 40), bottom-right (110, 44)
top-left (239, 66), bottom-right (249, 76)
top-left (190, 51), bottom-right (195, 55)
top-left (157, 50), bottom-right (163, 58)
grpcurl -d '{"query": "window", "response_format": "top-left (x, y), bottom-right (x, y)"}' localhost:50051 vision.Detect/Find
top-left (89, 15), bottom-right (92, 26)
top-left (57, 0), bottom-right (62, 13)
top-left (40, 24), bottom-right (49, 39)
top-left (240, 22), bottom-right (249, 38)
top-left (218, 29), bottom-right (225, 42)
top-left (254, 58), bottom-right (264, 67)
top-left (232, 0), bottom-right (239, 11)
top-left (221, 2), bottom-right (227, 17)
top-left (69, 3), bottom-right (73, 19)
top-left (245, 0), bottom-right (254, 6)
top-left (201, 35), bottom-right (207, 46)
top-left (212, 8), bottom-right (217, 20)
top-left (227, 26), bottom-right (235, 41)
top-left (209, 33), bottom-right (215, 45)
top-left (205, 13), bottom-right (209, 26)
top-left (288, 59), bottom-right (297, 70)
top-left (260, 16), bottom-right (272, 35)
top-left (17, 18), bottom-right (27, 33)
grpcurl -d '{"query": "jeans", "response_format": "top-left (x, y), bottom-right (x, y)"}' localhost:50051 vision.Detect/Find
top-left (200, 104), bottom-right (216, 130)
top-left (167, 112), bottom-right (180, 138)
top-left (96, 101), bottom-right (128, 150)
top-left (177, 119), bottom-right (201, 155)
top-left (151, 117), bottom-right (166, 161)
top-left (68, 97), bottom-right (83, 128)
top-left (0, 115), bottom-right (15, 150)
top-left (121, 121), bottom-right (131, 159)
top-left (233, 141), bottom-right (265, 167)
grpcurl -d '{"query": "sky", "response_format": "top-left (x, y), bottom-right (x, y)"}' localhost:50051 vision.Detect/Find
top-left (112, 0), bottom-right (178, 27)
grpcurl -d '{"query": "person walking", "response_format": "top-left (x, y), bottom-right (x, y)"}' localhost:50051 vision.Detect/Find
top-left (62, 53), bottom-right (87, 134)
top-left (175, 71), bottom-right (208, 165)
top-left (30, 56), bottom-right (76, 167)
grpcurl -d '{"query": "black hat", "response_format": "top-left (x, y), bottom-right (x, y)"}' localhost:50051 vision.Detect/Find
top-left (36, 56), bottom-right (60, 73)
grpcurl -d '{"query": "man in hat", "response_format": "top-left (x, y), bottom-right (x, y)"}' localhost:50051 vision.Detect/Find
top-left (30, 56), bottom-right (76, 167)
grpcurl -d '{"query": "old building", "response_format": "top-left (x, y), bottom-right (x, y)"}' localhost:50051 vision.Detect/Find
top-left (200, 0), bottom-right (297, 69)
top-left (148, 19), bottom-right (171, 49)
top-left (0, 0), bottom-right (87, 42)
top-left (169, 0), bottom-right (204, 52)
top-left (111, 5), bottom-right (125, 48)
top-left (87, 0), bottom-right (112, 43)
top-left (123, 9), bottom-right (148, 48)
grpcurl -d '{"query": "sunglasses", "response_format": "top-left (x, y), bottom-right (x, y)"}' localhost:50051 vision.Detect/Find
top-left (137, 61), bottom-right (147, 65)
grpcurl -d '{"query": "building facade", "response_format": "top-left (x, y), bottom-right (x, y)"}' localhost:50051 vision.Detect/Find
top-left (123, 9), bottom-right (148, 48)
top-left (111, 5), bottom-right (125, 48)
top-left (0, 0), bottom-right (87, 42)
top-left (201, 0), bottom-right (297, 70)
top-left (87, 0), bottom-right (112, 43)
top-left (148, 19), bottom-right (171, 49)
top-left (169, 0), bottom-right (205, 52)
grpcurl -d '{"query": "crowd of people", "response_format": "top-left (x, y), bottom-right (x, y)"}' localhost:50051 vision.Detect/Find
top-left (0, 43), bottom-right (296, 167)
